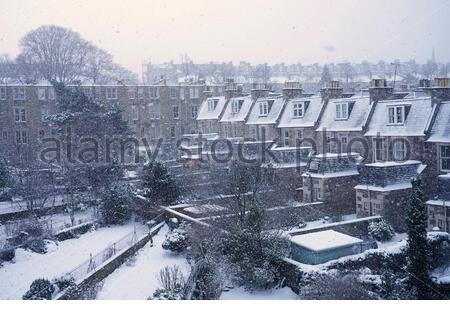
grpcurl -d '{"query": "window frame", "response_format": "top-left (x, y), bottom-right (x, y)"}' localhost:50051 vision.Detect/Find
top-left (335, 102), bottom-right (349, 120)
top-left (173, 105), bottom-right (180, 119)
top-left (14, 108), bottom-right (26, 123)
top-left (374, 138), bottom-right (385, 162)
top-left (106, 87), bottom-right (118, 100)
top-left (440, 144), bottom-right (450, 172)
top-left (259, 101), bottom-right (269, 116)
top-left (393, 139), bottom-right (407, 161)
top-left (387, 105), bottom-right (405, 125)
top-left (0, 86), bottom-right (6, 100)
top-left (293, 102), bottom-right (304, 118)
top-left (37, 88), bottom-right (46, 101)
top-left (131, 106), bottom-right (139, 121)
top-left (13, 87), bottom-right (26, 100)
top-left (191, 105), bottom-right (198, 119)
top-left (231, 100), bottom-right (240, 114)
top-left (340, 135), bottom-right (348, 153)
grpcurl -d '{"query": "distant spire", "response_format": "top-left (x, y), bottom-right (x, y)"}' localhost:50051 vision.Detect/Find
top-left (432, 47), bottom-right (436, 63)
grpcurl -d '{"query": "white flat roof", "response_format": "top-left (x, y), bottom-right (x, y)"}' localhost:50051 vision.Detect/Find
top-left (290, 230), bottom-right (362, 252)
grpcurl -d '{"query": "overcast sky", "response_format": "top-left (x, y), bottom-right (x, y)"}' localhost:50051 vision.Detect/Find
top-left (1, 0), bottom-right (450, 73)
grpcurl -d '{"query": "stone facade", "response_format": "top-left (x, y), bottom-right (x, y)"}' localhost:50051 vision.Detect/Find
top-left (0, 83), bottom-right (211, 164)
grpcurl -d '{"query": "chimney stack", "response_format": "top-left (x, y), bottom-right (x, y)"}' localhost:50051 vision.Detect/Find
top-left (368, 78), bottom-right (393, 103)
top-left (420, 78), bottom-right (450, 101)
top-left (224, 78), bottom-right (241, 98)
top-left (282, 81), bottom-right (303, 99)
top-left (320, 80), bottom-right (343, 101)
top-left (251, 82), bottom-right (271, 99)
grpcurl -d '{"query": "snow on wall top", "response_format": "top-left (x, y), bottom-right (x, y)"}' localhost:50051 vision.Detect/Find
top-left (365, 97), bottom-right (433, 137)
top-left (316, 95), bottom-right (372, 132)
top-left (245, 95), bottom-right (286, 125)
top-left (290, 230), bottom-right (363, 252)
top-left (427, 101), bottom-right (450, 143)
top-left (219, 95), bottom-right (253, 122)
top-left (196, 96), bottom-right (227, 120)
top-left (278, 95), bottom-right (324, 128)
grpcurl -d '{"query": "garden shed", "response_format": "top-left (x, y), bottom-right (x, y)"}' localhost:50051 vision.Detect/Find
top-left (290, 230), bottom-right (363, 265)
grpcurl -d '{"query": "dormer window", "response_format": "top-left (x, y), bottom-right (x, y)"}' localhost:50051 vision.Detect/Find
top-left (335, 102), bottom-right (349, 120)
top-left (231, 100), bottom-right (242, 114)
top-left (388, 105), bottom-right (405, 125)
top-left (259, 101), bottom-right (269, 116)
top-left (207, 99), bottom-right (218, 111)
top-left (293, 103), bottom-right (304, 118)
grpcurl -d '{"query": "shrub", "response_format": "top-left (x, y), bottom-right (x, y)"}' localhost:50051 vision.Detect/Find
top-left (368, 220), bottom-right (395, 242)
top-left (191, 239), bottom-right (225, 300)
top-left (150, 288), bottom-right (182, 300)
top-left (25, 238), bottom-right (48, 254)
top-left (162, 224), bottom-right (189, 253)
top-left (23, 278), bottom-right (55, 300)
top-left (150, 266), bottom-right (185, 300)
top-left (53, 276), bottom-right (76, 291)
top-left (300, 273), bottom-right (371, 300)
top-left (99, 186), bottom-right (133, 225)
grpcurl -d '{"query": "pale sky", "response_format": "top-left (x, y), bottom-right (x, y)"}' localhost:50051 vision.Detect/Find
top-left (1, 0), bottom-right (450, 73)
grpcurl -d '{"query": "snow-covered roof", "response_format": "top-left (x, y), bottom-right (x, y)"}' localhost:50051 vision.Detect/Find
top-left (427, 101), bottom-right (450, 143)
top-left (355, 183), bottom-right (412, 192)
top-left (365, 160), bottom-right (422, 167)
top-left (278, 95), bottom-right (324, 128)
top-left (219, 95), bottom-right (253, 122)
top-left (196, 96), bottom-right (227, 120)
top-left (290, 230), bottom-right (363, 252)
top-left (365, 97), bottom-right (434, 137)
top-left (316, 95), bottom-right (372, 132)
top-left (426, 200), bottom-right (450, 207)
top-left (245, 95), bottom-right (286, 125)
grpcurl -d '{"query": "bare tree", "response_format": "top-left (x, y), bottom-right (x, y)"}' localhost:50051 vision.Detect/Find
top-left (18, 25), bottom-right (94, 83)
top-left (17, 25), bottom-right (138, 84)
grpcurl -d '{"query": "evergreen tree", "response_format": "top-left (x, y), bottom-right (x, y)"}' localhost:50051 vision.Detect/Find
top-left (142, 161), bottom-right (179, 205)
top-left (406, 177), bottom-right (431, 299)
top-left (225, 198), bottom-right (290, 291)
top-left (99, 186), bottom-right (133, 225)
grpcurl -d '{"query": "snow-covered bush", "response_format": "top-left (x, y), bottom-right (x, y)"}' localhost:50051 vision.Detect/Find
top-left (300, 273), bottom-right (371, 300)
top-left (53, 276), bottom-right (76, 291)
top-left (22, 278), bottom-right (55, 300)
top-left (162, 224), bottom-right (189, 253)
top-left (225, 200), bottom-right (290, 291)
top-left (368, 220), bottom-right (395, 242)
top-left (150, 288), bottom-right (182, 300)
top-left (99, 186), bottom-right (133, 225)
top-left (150, 266), bottom-right (185, 300)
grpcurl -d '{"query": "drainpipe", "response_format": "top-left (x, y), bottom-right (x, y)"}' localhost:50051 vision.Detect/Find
top-left (444, 201), bottom-right (448, 233)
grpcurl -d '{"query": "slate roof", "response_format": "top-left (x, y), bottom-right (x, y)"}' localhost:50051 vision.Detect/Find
top-left (427, 101), bottom-right (450, 143)
top-left (219, 95), bottom-right (253, 122)
top-left (365, 97), bottom-right (434, 137)
top-left (245, 95), bottom-right (286, 125)
top-left (278, 95), bottom-right (324, 128)
top-left (316, 95), bottom-right (372, 132)
top-left (196, 96), bottom-right (227, 120)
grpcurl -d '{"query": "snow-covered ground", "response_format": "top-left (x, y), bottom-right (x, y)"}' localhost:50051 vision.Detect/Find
top-left (0, 195), bottom-right (65, 215)
top-left (0, 208), bottom-right (96, 241)
top-left (0, 222), bottom-right (145, 300)
top-left (96, 225), bottom-right (190, 300)
top-left (220, 287), bottom-right (298, 300)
